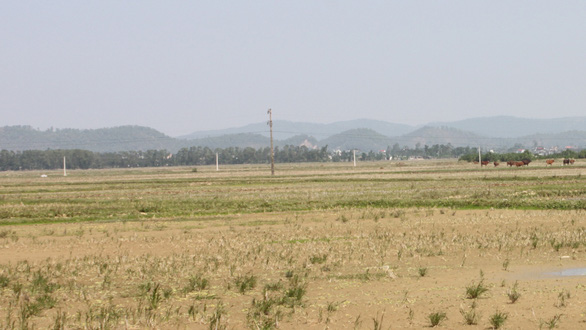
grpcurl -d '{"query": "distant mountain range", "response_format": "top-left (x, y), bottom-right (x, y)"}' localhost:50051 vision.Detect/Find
top-left (428, 116), bottom-right (586, 138)
top-left (179, 119), bottom-right (413, 140)
top-left (2, 116), bottom-right (585, 153)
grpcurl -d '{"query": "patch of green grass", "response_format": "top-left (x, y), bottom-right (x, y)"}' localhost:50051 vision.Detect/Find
top-left (460, 304), bottom-right (481, 325)
top-left (328, 271), bottom-right (388, 281)
top-left (540, 314), bottom-right (563, 329)
top-left (466, 278), bottom-right (489, 299)
top-left (2, 163), bottom-right (586, 226)
top-left (235, 274), bottom-right (257, 293)
top-left (428, 311), bottom-right (447, 327)
top-left (184, 274), bottom-right (209, 292)
top-left (489, 310), bottom-right (508, 329)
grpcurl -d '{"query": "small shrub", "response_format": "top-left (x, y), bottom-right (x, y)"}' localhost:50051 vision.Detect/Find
top-left (428, 311), bottom-right (447, 327)
top-left (264, 282), bottom-right (283, 292)
top-left (209, 302), bottom-right (227, 330)
top-left (138, 281), bottom-right (165, 310)
top-left (52, 309), bottom-right (67, 330)
top-left (466, 279), bottom-right (489, 299)
top-left (309, 254), bottom-right (327, 264)
top-left (247, 296), bottom-right (281, 329)
top-left (540, 314), bottom-right (563, 329)
top-left (283, 285), bottom-right (306, 306)
top-left (148, 283), bottom-right (163, 309)
top-left (507, 281), bottom-right (521, 303)
top-left (460, 305), bottom-right (481, 325)
top-left (530, 233), bottom-right (539, 249)
top-left (372, 311), bottom-right (385, 330)
top-left (326, 301), bottom-right (339, 313)
top-left (418, 267), bottom-right (428, 277)
top-left (31, 271), bottom-right (58, 294)
top-left (184, 274), bottom-right (209, 292)
top-left (556, 290), bottom-right (570, 307)
top-left (0, 274), bottom-right (9, 288)
top-left (235, 274), bottom-right (257, 293)
top-left (36, 293), bottom-right (57, 310)
top-left (489, 310), bottom-right (508, 329)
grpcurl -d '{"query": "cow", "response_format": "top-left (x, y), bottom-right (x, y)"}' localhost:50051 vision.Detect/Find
top-left (545, 159), bottom-right (555, 166)
top-left (563, 158), bottom-right (570, 165)
top-left (522, 159), bottom-right (531, 166)
top-left (515, 161), bottom-right (525, 167)
top-left (481, 161), bottom-right (490, 166)
top-left (493, 162), bottom-right (500, 167)
top-left (507, 161), bottom-right (515, 167)
top-left (570, 159), bottom-right (575, 165)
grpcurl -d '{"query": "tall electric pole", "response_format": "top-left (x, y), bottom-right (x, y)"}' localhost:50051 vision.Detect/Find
top-left (267, 108), bottom-right (275, 176)
top-left (478, 147), bottom-right (482, 166)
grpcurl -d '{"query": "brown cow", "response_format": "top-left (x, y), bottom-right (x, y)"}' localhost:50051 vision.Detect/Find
top-left (515, 161), bottom-right (525, 167)
top-left (481, 161), bottom-right (490, 166)
top-left (522, 159), bottom-right (531, 166)
top-left (563, 158), bottom-right (570, 165)
top-left (570, 159), bottom-right (575, 165)
top-left (493, 162), bottom-right (500, 167)
top-left (507, 161), bottom-right (515, 167)
top-left (545, 159), bottom-right (555, 166)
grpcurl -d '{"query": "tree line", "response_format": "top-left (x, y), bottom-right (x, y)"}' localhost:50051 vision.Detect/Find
top-left (0, 146), bottom-right (330, 171)
top-left (459, 149), bottom-right (586, 163)
top-left (1, 143), bottom-right (559, 171)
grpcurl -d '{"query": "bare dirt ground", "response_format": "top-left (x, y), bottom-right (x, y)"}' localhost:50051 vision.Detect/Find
top-left (1, 208), bottom-right (584, 329)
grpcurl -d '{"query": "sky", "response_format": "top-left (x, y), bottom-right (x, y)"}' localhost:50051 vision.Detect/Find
top-left (2, 1), bottom-right (585, 136)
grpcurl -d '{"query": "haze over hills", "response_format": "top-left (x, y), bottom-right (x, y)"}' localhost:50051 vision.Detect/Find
top-left (0, 125), bottom-right (180, 153)
top-left (428, 116), bottom-right (586, 138)
top-left (1, 116), bottom-right (585, 153)
top-left (180, 119), bottom-right (414, 140)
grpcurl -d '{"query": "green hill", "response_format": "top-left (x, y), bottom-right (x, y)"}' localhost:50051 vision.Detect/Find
top-left (319, 128), bottom-right (392, 151)
top-left (0, 125), bottom-right (179, 152)
top-left (391, 126), bottom-right (487, 148)
top-left (2, 119), bottom-right (585, 154)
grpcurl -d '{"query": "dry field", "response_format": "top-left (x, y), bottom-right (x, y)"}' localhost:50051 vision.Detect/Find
top-left (0, 160), bottom-right (585, 329)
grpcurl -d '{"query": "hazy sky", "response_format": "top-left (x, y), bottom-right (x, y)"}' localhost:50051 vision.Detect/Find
top-left (2, 1), bottom-right (585, 136)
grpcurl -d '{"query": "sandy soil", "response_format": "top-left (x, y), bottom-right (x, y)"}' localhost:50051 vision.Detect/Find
top-left (0, 209), bottom-right (585, 329)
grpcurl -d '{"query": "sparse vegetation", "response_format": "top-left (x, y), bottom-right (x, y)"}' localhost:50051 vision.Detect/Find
top-left (460, 303), bottom-right (481, 325)
top-left (488, 310), bottom-right (508, 329)
top-left (466, 277), bottom-right (489, 299)
top-left (0, 161), bottom-right (584, 328)
top-left (428, 311), bottom-right (447, 327)
top-left (556, 290), bottom-right (571, 308)
top-left (235, 274), bottom-right (257, 293)
top-left (540, 314), bottom-right (563, 329)
top-left (507, 281), bottom-right (521, 304)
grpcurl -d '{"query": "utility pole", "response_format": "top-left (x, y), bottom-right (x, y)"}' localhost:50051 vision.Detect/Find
top-left (353, 150), bottom-right (356, 167)
top-left (216, 153), bottom-right (219, 171)
top-left (267, 108), bottom-right (275, 176)
top-left (478, 147), bottom-right (481, 166)
top-left (63, 156), bottom-right (67, 176)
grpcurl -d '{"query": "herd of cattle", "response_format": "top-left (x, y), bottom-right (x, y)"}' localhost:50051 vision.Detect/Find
top-left (474, 159), bottom-right (576, 167)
